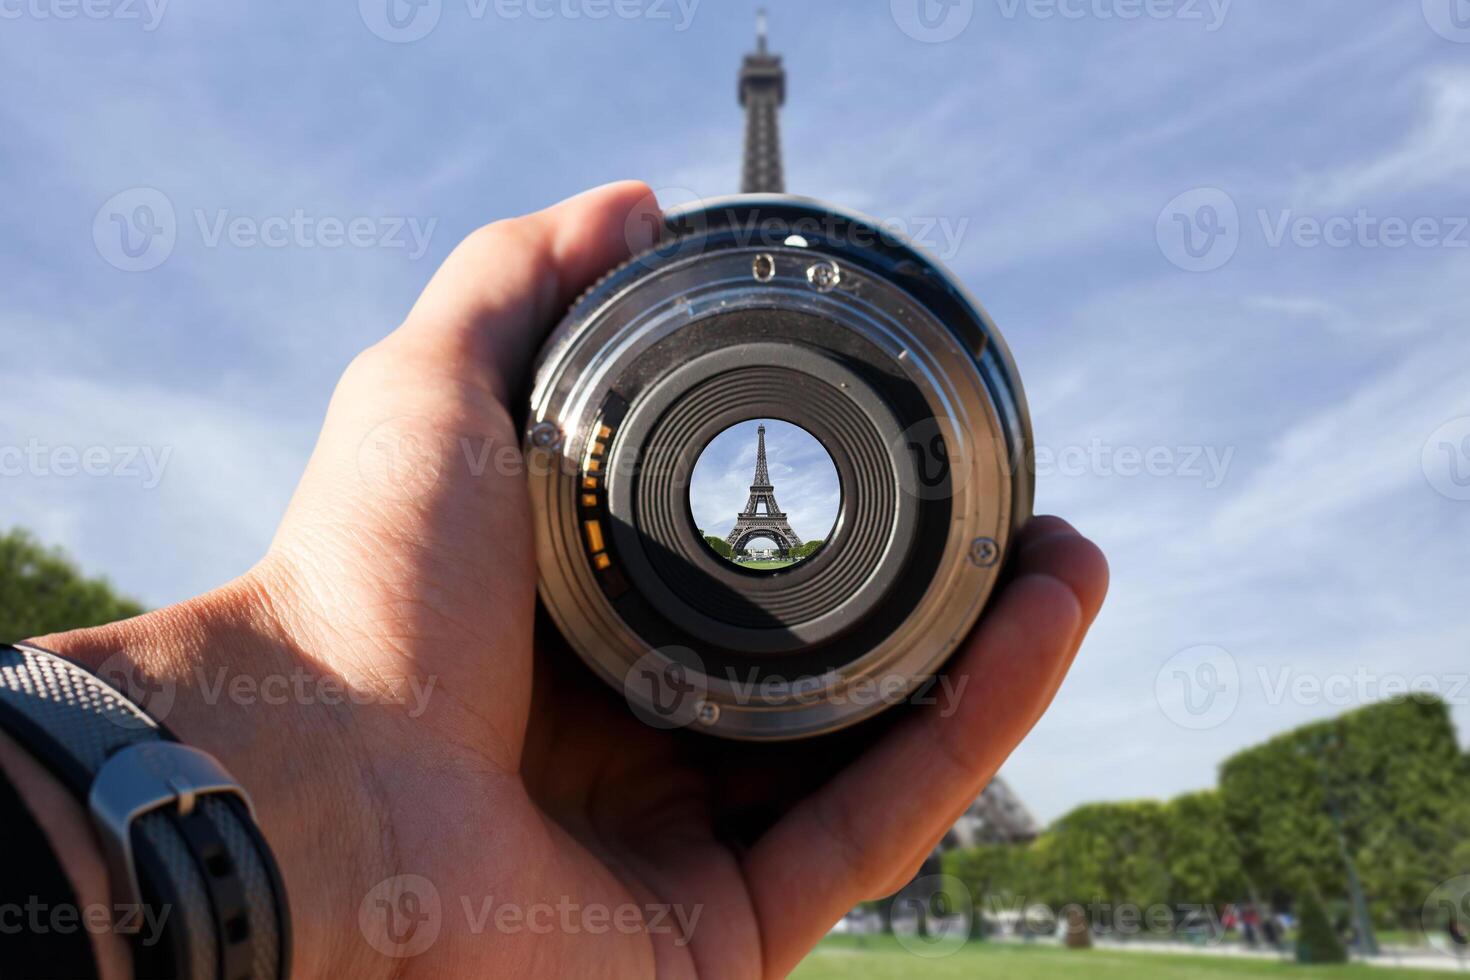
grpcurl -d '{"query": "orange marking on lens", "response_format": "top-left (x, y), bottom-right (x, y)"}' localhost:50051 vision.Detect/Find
top-left (584, 520), bottom-right (605, 553)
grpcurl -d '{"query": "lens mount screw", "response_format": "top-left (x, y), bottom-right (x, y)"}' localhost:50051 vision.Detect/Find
top-left (528, 421), bottom-right (564, 453)
top-left (969, 537), bottom-right (999, 568)
top-left (752, 253), bottom-right (776, 282)
top-left (806, 260), bottom-right (841, 292)
top-left (695, 700), bottom-right (721, 726)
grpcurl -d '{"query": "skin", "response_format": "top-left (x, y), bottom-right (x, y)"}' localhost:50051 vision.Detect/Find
top-left (11, 181), bottom-right (1108, 979)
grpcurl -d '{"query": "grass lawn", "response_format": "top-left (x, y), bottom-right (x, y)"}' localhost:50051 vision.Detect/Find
top-left (792, 935), bottom-right (1451, 980)
top-left (738, 559), bottom-right (798, 569)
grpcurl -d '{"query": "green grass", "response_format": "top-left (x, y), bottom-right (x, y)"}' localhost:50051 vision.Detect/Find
top-left (791, 935), bottom-right (1450, 980)
top-left (738, 559), bottom-right (798, 569)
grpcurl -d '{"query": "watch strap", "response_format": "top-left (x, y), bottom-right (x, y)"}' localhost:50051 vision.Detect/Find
top-left (0, 643), bottom-right (290, 980)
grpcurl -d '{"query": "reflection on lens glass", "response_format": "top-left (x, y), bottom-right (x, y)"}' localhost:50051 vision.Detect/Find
top-left (689, 419), bottom-right (840, 571)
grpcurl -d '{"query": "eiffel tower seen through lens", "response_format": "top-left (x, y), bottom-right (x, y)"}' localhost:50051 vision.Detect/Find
top-left (725, 424), bottom-right (804, 559)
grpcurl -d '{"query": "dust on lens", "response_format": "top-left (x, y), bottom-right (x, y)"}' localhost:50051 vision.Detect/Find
top-left (689, 419), bottom-right (840, 571)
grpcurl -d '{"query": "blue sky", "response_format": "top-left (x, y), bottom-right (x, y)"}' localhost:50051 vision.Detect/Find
top-left (2, 1), bottom-right (1468, 822)
top-left (688, 419), bottom-right (841, 545)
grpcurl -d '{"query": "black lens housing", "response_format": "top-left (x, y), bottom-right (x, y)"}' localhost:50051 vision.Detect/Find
top-left (525, 195), bottom-right (1033, 740)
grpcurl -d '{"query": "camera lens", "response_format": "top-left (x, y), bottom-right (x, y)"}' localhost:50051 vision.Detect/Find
top-left (525, 196), bottom-right (1034, 740)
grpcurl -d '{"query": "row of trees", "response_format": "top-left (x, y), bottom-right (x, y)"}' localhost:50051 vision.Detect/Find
top-left (700, 534), bottom-right (824, 559)
top-left (945, 697), bottom-right (1470, 930)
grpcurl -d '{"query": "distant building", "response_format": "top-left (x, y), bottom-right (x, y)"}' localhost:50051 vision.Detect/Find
top-left (941, 776), bottom-right (1040, 849)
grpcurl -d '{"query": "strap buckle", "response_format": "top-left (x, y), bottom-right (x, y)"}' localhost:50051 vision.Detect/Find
top-left (89, 742), bottom-right (257, 911)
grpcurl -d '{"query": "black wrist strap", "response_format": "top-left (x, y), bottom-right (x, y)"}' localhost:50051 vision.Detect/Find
top-left (0, 643), bottom-right (291, 980)
top-left (0, 774), bottom-right (101, 978)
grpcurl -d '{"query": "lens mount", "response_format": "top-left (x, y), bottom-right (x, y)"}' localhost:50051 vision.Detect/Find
top-left (525, 195), bottom-right (1033, 740)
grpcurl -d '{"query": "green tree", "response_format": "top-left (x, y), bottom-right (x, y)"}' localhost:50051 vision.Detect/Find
top-left (1219, 696), bottom-right (1470, 927)
top-left (1295, 890), bottom-right (1347, 964)
top-left (703, 535), bottom-right (733, 558)
top-left (1031, 801), bottom-right (1172, 916)
top-left (0, 528), bottom-right (144, 640)
top-left (1160, 790), bottom-right (1248, 907)
top-left (792, 539), bottom-right (824, 559)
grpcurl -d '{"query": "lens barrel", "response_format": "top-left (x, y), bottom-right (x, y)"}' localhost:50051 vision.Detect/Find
top-left (525, 195), bottom-right (1033, 740)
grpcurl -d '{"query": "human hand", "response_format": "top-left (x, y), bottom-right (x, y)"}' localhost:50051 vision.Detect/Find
top-left (35, 181), bottom-right (1108, 979)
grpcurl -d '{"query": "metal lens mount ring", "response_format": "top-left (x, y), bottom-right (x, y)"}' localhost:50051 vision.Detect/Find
top-left (525, 195), bottom-right (1034, 741)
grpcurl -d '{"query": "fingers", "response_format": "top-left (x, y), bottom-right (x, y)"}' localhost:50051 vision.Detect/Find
top-left (868, 525), bottom-right (1110, 896)
top-left (743, 519), bottom-right (1107, 977)
top-left (390, 180), bottom-right (659, 404)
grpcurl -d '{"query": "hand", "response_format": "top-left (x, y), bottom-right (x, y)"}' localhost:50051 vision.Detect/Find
top-left (35, 182), bottom-right (1108, 979)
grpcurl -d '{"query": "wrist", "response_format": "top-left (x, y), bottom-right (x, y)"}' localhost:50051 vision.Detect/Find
top-left (30, 564), bottom-right (396, 980)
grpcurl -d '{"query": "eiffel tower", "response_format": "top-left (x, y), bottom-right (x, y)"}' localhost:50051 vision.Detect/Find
top-left (739, 9), bottom-right (785, 193)
top-left (725, 424), bottom-right (802, 556)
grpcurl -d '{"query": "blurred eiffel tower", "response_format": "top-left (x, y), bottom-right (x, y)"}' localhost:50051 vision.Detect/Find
top-left (739, 9), bottom-right (785, 193)
top-left (733, 11), bottom-right (1042, 914)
